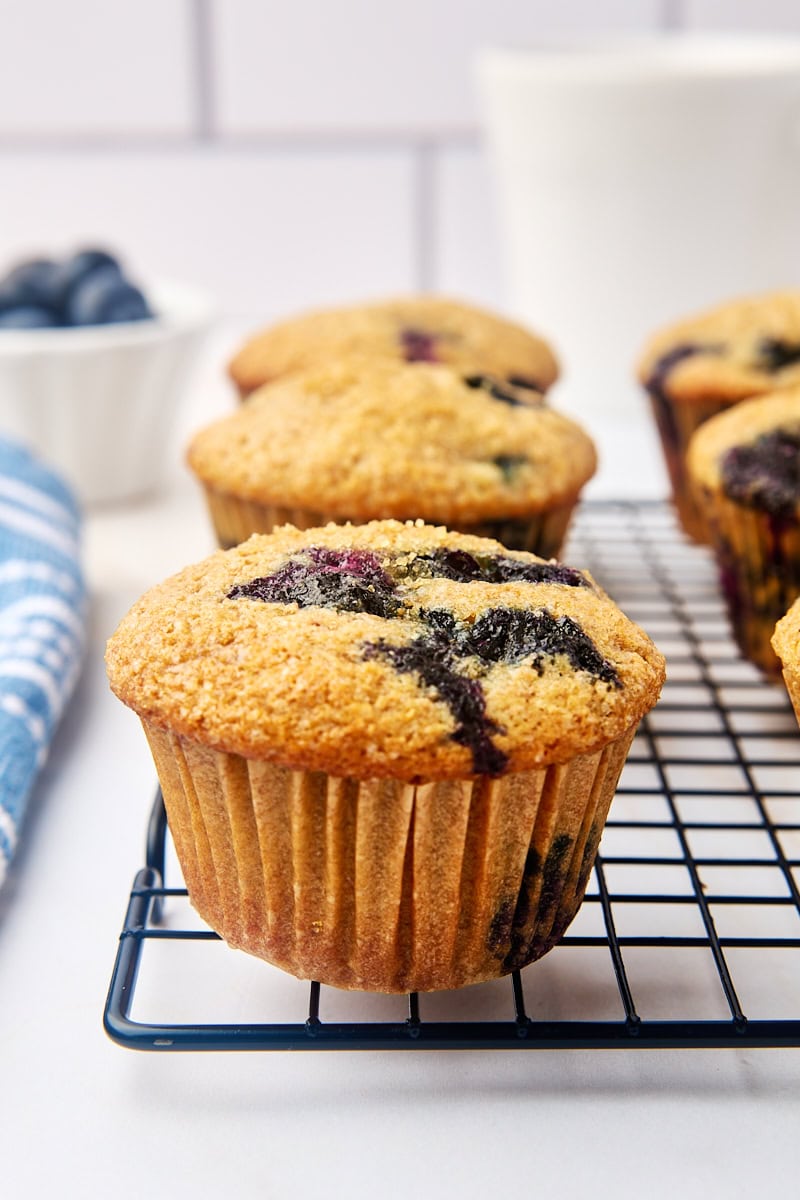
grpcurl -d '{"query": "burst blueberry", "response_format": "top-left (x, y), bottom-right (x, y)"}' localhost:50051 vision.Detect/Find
top-left (402, 547), bottom-right (588, 589)
top-left (490, 555), bottom-right (587, 588)
top-left (721, 428), bottom-right (800, 517)
top-left (401, 549), bottom-right (484, 583)
top-left (757, 337), bottom-right (800, 373)
top-left (363, 631), bottom-right (508, 776)
top-left (399, 327), bottom-right (439, 362)
top-left (463, 373), bottom-right (527, 407)
top-left (227, 548), bottom-right (401, 618)
top-left (423, 605), bottom-right (620, 681)
top-left (227, 546), bottom-right (617, 774)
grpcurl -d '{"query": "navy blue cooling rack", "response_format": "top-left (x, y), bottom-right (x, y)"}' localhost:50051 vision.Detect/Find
top-left (104, 501), bottom-right (800, 1051)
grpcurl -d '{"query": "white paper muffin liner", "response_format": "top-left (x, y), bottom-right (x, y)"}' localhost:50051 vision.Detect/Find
top-left (142, 721), bottom-right (637, 993)
top-left (201, 484), bottom-right (578, 561)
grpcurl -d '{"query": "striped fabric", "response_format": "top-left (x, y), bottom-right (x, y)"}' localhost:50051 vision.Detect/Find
top-left (0, 438), bottom-right (86, 886)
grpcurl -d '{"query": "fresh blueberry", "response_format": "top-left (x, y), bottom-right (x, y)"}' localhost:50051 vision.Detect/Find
top-left (65, 265), bottom-right (152, 326)
top-left (0, 304), bottom-right (59, 329)
top-left (721, 429), bottom-right (800, 517)
top-left (52, 249), bottom-right (122, 306)
top-left (0, 258), bottom-right (61, 314)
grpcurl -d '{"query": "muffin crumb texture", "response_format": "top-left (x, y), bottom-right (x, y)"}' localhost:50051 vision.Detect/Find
top-left (188, 359), bottom-right (596, 534)
top-left (107, 520), bottom-right (663, 781)
top-left (228, 293), bottom-right (559, 398)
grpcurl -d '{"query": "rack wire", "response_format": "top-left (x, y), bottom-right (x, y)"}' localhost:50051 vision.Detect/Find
top-left (104, 500), bottom-right (800, 1051)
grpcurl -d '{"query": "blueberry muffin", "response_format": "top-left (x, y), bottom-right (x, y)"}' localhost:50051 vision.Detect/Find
top-left (187, 358), bottom-right (596, 558)
top-left (228, 294), bottom-right (559, 401)
top-left (687, 388), bottom-right (800, 674)
top-left (105, 519), bottom-right (665, 993)
top-left (636, 291), bottom-right (800, 541)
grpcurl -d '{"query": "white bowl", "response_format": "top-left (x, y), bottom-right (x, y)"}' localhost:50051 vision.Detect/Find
top-left (0, 281), bottom-right (213, 507)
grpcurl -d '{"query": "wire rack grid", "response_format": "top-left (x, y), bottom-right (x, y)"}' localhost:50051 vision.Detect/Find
top-left (104, 500), bottom-right (800, 1051)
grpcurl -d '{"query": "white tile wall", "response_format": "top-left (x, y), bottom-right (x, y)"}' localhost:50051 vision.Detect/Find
top-left (432, 143), bottom-right (507, 309)
top-left (212, 0), bottom-right (663, 134)
top-left (683, 0), bottom-right (800, 29)
top-left (0, 149), bottom-right (417, 318)
top-left (0, 0), bottom-right (195, 136)
top-left (0, 0), bottom-right (797, 333)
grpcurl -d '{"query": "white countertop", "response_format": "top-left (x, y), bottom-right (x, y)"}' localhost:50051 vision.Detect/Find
top-left (2, 336), bottom-right (799, 1200)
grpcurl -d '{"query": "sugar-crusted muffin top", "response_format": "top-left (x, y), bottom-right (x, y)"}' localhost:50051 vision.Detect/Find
top-left (105, 520), bottom-right (665, 781)
top-left (228, 294), bottom-right (559, 398)
top-left (636, 291), bottom-right (800, 407)
top-left (687, 388), bottom-right (800, 517)
top-left (187, 359), bottom-right (596, 523)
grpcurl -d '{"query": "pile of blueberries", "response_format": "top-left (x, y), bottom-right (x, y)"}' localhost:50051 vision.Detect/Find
top-left (0, 248), bottom-right (154, 330)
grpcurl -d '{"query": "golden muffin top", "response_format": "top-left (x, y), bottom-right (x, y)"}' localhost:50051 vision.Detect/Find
top-left (106, 519), bottom-right (665, 782)
top-left (187, 358), bottom-right (596, 525)
top-left (228, 294), bottom-right (559, 398)
top-left (637, 291), bottom-right (800, 406)
top-left (687, 387), bottom-right (800, 516)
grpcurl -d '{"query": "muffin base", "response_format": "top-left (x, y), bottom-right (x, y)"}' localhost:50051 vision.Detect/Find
top-left (649, 392), bottom-right (735, 542)
top-left (142, 721), bottom-right (637, 993)
top-left (698, 488), bottom-right (800, 675)
top-left (201, 484), bottom-right (578, 561)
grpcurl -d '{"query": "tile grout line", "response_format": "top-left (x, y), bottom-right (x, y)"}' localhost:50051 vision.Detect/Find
top-left (0, 130), bottom-right (479, 154)
top-left (191, 0), bottom-right (216, 140)
top-left (413, 138), bottom-right (437, 292)
top-left (660, 0), bottom-right (687, 30)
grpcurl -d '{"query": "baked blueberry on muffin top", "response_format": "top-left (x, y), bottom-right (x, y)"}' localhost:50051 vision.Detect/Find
top-left (720, 428), bottom-right (800, 518)
top-left (226, 540), bottom-right (619, 776)
top-left (107, 520), bottom-right (663, 781)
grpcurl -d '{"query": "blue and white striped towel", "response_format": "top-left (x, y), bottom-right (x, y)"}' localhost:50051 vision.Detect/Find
top-left (0, 437), bottom-right (86, 886)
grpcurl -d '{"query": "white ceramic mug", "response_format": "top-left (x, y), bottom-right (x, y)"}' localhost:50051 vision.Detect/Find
top-left (477, 34), bottom-right (800, 449)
